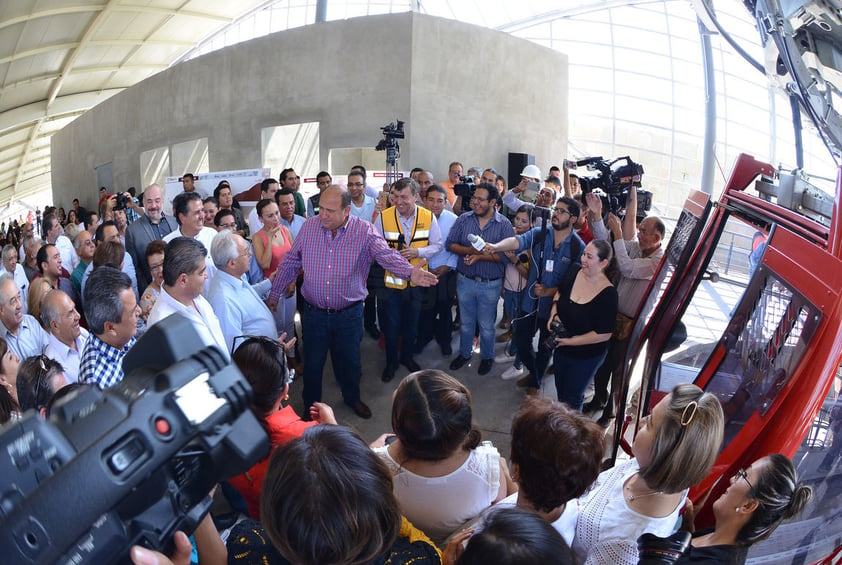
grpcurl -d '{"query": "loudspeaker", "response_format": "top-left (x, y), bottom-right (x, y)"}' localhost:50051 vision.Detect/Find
top-left (508, 153), bottom-right (535, 189)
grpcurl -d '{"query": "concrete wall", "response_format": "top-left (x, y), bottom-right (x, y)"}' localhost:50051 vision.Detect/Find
top-left (51, 12), bottom-right (567, 209)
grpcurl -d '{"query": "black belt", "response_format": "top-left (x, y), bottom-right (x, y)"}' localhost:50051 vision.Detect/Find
top-left (459, 273), bottom-right (501, 283)
top-left (305, 300), bottom-right (362, 314)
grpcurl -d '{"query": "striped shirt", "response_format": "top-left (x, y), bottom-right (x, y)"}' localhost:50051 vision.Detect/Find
top-left (268, 215), bottom-right (413, 310)
top-left (446, 210), bottom-right (514, 280)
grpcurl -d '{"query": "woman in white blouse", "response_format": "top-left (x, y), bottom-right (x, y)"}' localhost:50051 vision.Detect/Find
top-left (371, 370), bottom-right (516, 545)
top-left (573, 383), bottom-right (724, 565)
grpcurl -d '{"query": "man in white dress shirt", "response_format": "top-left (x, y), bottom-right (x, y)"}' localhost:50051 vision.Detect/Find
top-left (147, 237), bottom-right (227, 359)
top-left (41, 289), bottom-right (88, 384)
top-left (42, 212), bottom-right (78, 272)
top-left (163, 192), bottom-right (217, 257)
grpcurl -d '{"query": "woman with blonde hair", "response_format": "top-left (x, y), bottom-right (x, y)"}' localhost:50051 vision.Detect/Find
top-left (573, 383), bottom-right (724, 564)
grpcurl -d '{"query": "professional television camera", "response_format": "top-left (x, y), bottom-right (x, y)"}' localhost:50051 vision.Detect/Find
top-left (575, 155), bottom-right (652, 219)
top-left (375, 120), bottom-right (405, 186)
top-left (0, 315), bottom-right (269, 564)
top-left (453, 175), bottom-right (476, 201)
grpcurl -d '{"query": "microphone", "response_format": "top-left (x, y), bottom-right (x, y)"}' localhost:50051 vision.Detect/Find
top-left (468, 234), bottom-right (486, 251)
top-left (397, 234), bottom-right (405, 250)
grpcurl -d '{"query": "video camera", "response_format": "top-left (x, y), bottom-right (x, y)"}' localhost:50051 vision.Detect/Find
top-left (453, 175), bottom-right (476, 201)
top-left (114, 193), bottom-right (130, 211)
top-left (0, 315), bottom-right (269, 564)
top-left (575, 155), bottom-right (652, 219)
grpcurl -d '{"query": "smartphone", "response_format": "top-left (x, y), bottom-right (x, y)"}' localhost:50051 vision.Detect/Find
top-left (523, 180), bottom-right (541, 203)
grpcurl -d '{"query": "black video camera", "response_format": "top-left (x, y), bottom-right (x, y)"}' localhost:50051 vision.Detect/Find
top-left (114, 193), bottom-right (130, 211)
top-left (576, 155), bottom-right (652, 219)
top-left (543, 316), bottom-right (570, 350)
top-left (531, 206), bottom-right (552, 223)
top-left (0, 315), bottom-right (269, 564)
top-left (453, 175), bottom-right (476, 201)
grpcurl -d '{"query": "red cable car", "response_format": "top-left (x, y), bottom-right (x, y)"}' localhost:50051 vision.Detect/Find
top-left (610, 153), bottom-right (842, 563)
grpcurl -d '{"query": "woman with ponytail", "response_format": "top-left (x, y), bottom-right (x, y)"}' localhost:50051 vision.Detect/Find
top-left (677, 453), bottom-right (812, 563)
top-left (371, 370), bottom-right (516, 545)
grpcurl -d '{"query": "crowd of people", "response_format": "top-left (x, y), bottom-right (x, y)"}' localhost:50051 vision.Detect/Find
top-left (0, 163), bottom-right (815, 564)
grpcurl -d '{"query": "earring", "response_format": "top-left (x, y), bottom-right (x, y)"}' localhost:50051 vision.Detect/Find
top-left (735, 508), bottom-right (740, 512)
top-left (282, 394), bottom-right (289, 401)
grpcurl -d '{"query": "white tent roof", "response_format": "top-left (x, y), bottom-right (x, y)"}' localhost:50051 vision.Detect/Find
top-left (0, 0), bottom-right (271, 213)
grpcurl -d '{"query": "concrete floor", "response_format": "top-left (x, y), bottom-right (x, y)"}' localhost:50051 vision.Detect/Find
top-left (285, 315), bottom-right (588, 461)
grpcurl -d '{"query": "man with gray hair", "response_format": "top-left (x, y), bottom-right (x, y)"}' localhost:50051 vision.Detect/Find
top-left (22, 234), bottom-right (41, 282)
top-left (0, 244), bottom-right (29, 314)
top-left (70, 229), bottom-right (95, 298)
top-left (147, 237), bottom-right (227, 358)
top-left (0, 273), bottom-right (48, 359)
top-left (42, 289), bottom-right (88, 383)
top-left (78, 266), bottom-right (139, 388)
top-left (208, 230), bottom-right (276, 353)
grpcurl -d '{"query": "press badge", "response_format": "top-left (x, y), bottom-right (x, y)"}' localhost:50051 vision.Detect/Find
top-left (545, 259), bottom-right (554, 272)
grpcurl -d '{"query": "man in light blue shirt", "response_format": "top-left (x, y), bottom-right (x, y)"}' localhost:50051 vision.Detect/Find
top-left (416, 184), bottom-right (459, 356)
top-left (0, 274), bottom-right (48, 360)
top-left (348, 171), bottom-right (377, 223)
top-left (208, 230), bottom-right (276, 353)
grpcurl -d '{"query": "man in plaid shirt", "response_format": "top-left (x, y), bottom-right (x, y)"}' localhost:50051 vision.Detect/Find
top-left (79, 265), bottom-right (140, 389)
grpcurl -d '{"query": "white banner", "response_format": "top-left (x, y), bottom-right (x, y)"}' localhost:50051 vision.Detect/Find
top-left (163, 168), bottom-right (271, 214)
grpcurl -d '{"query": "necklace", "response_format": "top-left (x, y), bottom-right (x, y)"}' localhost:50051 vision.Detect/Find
top-left (626, 489), bottom-right (664, 501)
top-left (625, 480), bottom-right (664, 501)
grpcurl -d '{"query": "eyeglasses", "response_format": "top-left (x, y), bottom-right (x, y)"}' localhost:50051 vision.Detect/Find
top-left (735, 468), bottom-right (754, 491)
top-left (149, 261), bottom-right (164, 272)
top-left (232, 335), bottom-right (294, 385)
top-left (553, 208), bottom-right (571, 216)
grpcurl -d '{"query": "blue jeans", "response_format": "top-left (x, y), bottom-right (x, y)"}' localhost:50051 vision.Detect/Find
top-left (301, 300), bottom-right (363, 409)
top-left (456, 274), bottom-right (503, 360)
top-left (553, 349), bottom-right (608, 411)
top-left (377, 285), bottom-right (423, 366)
top-left (513, 311), bottom-right (551, 387)
top-left (502, 289), bottom-right (522, 360)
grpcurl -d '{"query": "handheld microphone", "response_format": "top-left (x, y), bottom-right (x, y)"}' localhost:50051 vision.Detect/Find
top-left (468, 233), bottom-right (486, 251)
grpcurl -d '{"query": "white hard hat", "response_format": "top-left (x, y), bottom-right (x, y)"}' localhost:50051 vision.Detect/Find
top-left (520, 164), bottom-right (541, 179)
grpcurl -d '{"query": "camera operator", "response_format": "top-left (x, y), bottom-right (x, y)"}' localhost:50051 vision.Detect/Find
top-left (584, 187), bottom-right (665, 425)
top-left (481, 196), bottom-right (584, 394)
top-left (452, 168), bottom-right (498, 216)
